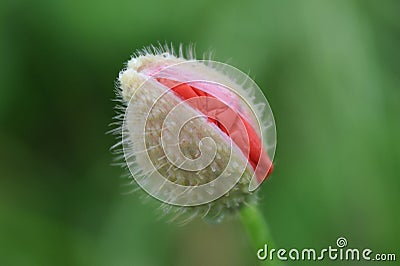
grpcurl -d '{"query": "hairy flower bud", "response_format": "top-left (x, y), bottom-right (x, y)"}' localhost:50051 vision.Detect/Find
top-left (112, 45), bottom-right (276, 223)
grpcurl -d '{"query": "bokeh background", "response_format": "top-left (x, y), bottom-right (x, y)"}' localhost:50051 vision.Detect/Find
top-left (1, 0), bottom-right (399, 265)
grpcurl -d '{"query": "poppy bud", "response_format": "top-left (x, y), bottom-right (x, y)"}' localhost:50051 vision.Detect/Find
top-left (114, 45), bottom-right (276, 223)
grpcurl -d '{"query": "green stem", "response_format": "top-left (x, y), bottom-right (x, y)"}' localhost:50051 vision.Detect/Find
top-left (239, 204), bottom-right (284, 266)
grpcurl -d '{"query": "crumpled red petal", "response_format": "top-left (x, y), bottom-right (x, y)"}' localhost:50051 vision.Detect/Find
top-left (156, 77), bottom-right (273, 183)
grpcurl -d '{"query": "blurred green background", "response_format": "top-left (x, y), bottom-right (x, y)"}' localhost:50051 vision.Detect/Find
top-left (1, 0), bottom-right (399, 265)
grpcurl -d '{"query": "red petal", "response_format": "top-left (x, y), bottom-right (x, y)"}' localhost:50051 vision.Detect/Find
top-left (156, 78), bottom-right (273, 183)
